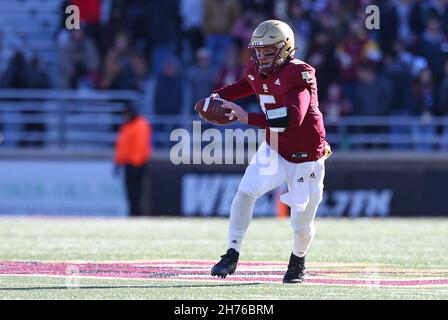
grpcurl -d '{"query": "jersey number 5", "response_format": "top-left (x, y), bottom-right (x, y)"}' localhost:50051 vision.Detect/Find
top-left (259, 94), bottom-right (276, 114)
top-left (258, 94), bottom-right (285, 133)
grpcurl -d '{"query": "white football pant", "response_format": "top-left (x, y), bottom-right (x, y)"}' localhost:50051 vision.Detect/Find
top-left (228, 141), bottom-right (325, 257)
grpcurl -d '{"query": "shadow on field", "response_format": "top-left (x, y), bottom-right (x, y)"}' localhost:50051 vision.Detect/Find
top-left (0, 283), bottom-right (262, 291)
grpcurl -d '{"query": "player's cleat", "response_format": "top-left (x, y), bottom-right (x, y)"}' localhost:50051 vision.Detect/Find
top-left (211, 248), bottom-right (239, 278)
top-left (282, 253), bottom-right (306, 284)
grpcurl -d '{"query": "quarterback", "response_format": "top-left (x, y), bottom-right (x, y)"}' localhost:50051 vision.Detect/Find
top-left (210, 20), bottom-right (331, 283)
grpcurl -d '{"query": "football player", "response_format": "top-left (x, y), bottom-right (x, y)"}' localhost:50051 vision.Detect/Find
top-left (210, 20), bottom-right (331, 283)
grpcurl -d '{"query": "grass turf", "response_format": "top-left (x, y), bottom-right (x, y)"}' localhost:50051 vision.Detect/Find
top-left (0, 217), bottom-right (447, 300)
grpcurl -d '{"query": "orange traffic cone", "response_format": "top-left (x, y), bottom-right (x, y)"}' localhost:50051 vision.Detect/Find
top-left (275, 189), bottom-right (290, 219)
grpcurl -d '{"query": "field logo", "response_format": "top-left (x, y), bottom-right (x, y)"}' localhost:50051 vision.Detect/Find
top-left (364, 267), bottom-right (381, 288)
top-left (65, 265), bottom-right (80, 289)
top-left (65, 5), bottom-right (80, 30)
top-left (365, 5), bottom-right (380, 30)
top-left (2, 261), bottom-right (447, 288)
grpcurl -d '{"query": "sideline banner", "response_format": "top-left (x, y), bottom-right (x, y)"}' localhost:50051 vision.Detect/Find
top-left (147, 161), bottom-right (447, 217)
top-left (0, 160), bottom-right (127, 216)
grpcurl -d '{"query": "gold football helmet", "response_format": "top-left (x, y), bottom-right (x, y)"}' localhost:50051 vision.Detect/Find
top-left (248, 20), bottom-right (295, 74)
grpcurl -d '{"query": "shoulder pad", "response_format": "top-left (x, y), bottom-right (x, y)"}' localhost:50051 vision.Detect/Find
top-left (283, 59), bottom-right (316, 88)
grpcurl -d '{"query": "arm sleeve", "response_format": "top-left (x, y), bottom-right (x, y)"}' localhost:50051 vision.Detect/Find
top-left (247, 112), bottom-right (268, 128)
top-left (214, 78), bottom-right (254, 101)
top-left (283, 86), bottom-right (311, 127)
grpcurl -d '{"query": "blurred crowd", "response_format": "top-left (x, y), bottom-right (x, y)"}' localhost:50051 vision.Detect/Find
top-left (1, 0), bottom-right (448, 122)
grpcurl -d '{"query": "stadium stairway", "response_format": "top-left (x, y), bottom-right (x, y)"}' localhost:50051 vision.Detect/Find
top-left (0, 0), bottom-right (62, 82)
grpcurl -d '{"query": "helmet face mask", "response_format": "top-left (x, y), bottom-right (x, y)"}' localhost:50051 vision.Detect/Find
top-left (250, 44), bottom-right (283, 74)
top-left (248, 20), bottom-right (295, 75)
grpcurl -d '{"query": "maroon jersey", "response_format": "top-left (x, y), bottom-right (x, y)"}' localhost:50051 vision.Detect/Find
top-left (215, 58), bottom-right (329, 163)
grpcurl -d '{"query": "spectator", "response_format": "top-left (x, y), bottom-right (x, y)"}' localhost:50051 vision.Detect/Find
top-left (440, 60), bottom-right (448, 149)
top-left (336, 18), bottom-right (382, 103)
top-left (25, 56), bottom-right (51, 147)
top-left (410, 0), bottom-right (426, 36)
top-left (114, 104), bottom-right (152, 216)
top-left (377, 0), bottom-right (399, 55)
top-left (288, 1), bottom-right (313, 60)
top-left (122, 0), bottom-right (150, 53)
top-left (424, 0), bottom-right (448, 34)
top-left (392, 0), bottom-right (417, 47)
top-left (1, 53), bottom-right (50, 89)
top-left (383, 44), bottom-right (414, 115)
top-left (215, 47), bottom-right (243, 89)
top-left (1, 52), bottom-right (28, 88)
top-left (27, 56), bottom-right (51, 89)
top-left (382, 43), bottom-right (416, 149)
top-left (185, 48), bottom-right (217, 114)
top-left (411, 68), bottom-right (438, 115)
top-left (147, 0), bottom-right (181, 75)
top-left (101, 33), bottom-right (147, 90)
top-left (154, 57), bottom-right (184, 115)
top-left (306, 31), bottom-right (338, 101)
top-left (1, 53), bottom-right (50, 148)
top-left (319, 82), bottom-right (352, 150)
top-left (351, 64), bottom-right (392, 149)
top-left (320, 83), bottom-right (352, 124)
top-left (231, 10), bottom-right (265, 64)
top-left (416, 17), bottom-right (447, 82)
top-left (410, 68), bottom-right (438, 149)
top-left (439, 60), bottom-right (448, 115)
top-left (71, 0), bottom-right (102, 50)
top-left (354, 64), bottom-right (393, 116)
top-left (239, 0), bottom-right (273, 17)
top-left (204, 0), bottom-right (241, 67)
top-left (213, 45), bottom-right (258, 112)
top-left (58, 28), bottom-right (100, 89)
top-left (311, 1), bottom-right (349, 41)
top-left (100, 1), bottom-right (131, 58)
top-left (179, 0), bottom-right (204, 64)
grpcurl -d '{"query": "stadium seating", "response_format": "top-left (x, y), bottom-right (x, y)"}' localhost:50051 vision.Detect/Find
top-left (0, 0), bottom-right (61, 80)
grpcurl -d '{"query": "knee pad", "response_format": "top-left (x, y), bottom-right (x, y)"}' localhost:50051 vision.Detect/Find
top-left (290, 214), bottom-right (314, 232)
top-left (290, 206), bottom-right (316, 235)
top-left (235, 189), bottom-right (257, 202)
top-left (238, 177), bottom-right (265, 199)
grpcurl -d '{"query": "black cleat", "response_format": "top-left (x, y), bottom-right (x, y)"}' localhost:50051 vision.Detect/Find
top-left (282, 253), bottom-right (306, 284)
top-left (211, 248), bottom-right (239, 278)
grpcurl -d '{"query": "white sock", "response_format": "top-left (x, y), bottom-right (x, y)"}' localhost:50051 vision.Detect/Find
top-left (290, 193), bottom-right (321, 257)
top-left (227, 190), bottom-right (256, 252)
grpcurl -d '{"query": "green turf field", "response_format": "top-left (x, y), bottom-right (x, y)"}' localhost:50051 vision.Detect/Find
top-left (0, 217), bottom-right (447, 300)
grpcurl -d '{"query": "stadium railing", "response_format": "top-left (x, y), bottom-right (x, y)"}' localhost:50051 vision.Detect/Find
top-left (1, 89), bottom-right (448, 153)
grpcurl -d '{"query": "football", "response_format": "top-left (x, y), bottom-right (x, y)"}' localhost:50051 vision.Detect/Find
top-left (194, 97), bottom-right (237, 125)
